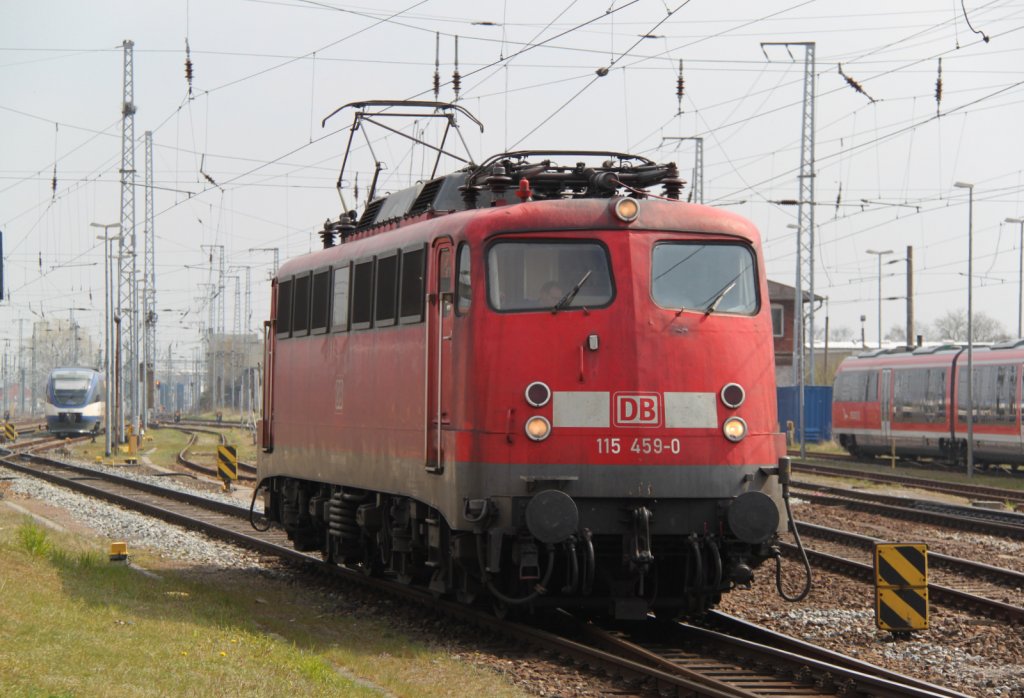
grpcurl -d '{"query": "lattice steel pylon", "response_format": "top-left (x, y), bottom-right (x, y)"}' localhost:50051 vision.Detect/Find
top-left (763, 41), bottom-right (816, 456)
top-left (143, 130), bottom-right (156, 429)
top-left (117, 39), bottom-right (138, 443)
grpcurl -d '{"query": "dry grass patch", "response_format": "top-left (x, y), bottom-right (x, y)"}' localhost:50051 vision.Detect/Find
top-left (0, 507), bottom-right (529, 697)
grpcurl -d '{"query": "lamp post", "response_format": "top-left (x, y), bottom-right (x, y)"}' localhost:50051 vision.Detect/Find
top-left (866, 249), bottom-right (893, 348)
top-left (785, 222), bottom-right (807, 456)
top-left (1006, 217), bottom-right (1024, 338)
top-left (954, 182), bottom-right (974, 478)
top-left (92, 222), bottom-right (120, 457)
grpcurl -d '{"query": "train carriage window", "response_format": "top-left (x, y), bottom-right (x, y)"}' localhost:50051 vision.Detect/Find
top-left (652, 242), bottom-right (758, 315)
top-left (292, 272), bottom-right (311, 337)
top-left (487, 240), bottom-right (613, 312)
top-left (456, 243), bottom-right (471, 315)
top-left (375, 252), bottom-right (399, 327)
top-left (865, 371), bottom-right (878, 402)
top-left (350, 258), bottom-right (375, 330)
top-left (834, 372), bottom-right (862, 402)
top-left (399, 245), bottom-right (426, 324)
top-left (311, 268), bottom-right (330, 334)
top-left (331, 263), bottom-right (351, 332)
top-left (276, 278), bottom-right (293, 338)
top-left (961, 364), bottom-right (1020, 425)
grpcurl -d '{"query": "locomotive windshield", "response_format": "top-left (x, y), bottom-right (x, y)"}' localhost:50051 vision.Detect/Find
top-left (50, 370), bottom-right (94, 404)
top-left (487, 241), bottom-right (613, 312)
top-left (651, 242), bottom-right (758, 315)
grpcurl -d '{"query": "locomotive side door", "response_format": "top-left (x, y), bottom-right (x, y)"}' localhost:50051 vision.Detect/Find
top-left (426, 239), bottom-right (454, 473)
top-left (880, 368), bottom-right (893, 443)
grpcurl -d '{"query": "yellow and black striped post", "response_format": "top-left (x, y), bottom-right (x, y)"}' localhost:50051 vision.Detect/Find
top-left (874, 542), bottom-right (928, 634)
top-left (2, 421), bottom-right (17, 443)
top-left (217, 445), bottom-right (238, 487)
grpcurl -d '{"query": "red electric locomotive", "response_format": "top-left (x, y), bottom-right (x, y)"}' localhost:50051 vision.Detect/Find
top-left (832, 341), bottom-right (1024, 467)
top-left (256, 104), bottom-right (802, 619)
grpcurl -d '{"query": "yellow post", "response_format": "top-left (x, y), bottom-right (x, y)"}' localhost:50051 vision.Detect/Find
top-left (889, 439), bottom-right (897, 469)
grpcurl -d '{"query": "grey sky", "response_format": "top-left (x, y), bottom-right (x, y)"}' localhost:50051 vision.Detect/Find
top-left (2, 0), bottom-right (1023, 365)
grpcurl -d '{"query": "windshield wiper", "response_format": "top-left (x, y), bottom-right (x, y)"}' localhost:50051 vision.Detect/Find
top-left (703, 281), bottom-right (736, 316)
top-left (553, 270), bottom-right (592, 312)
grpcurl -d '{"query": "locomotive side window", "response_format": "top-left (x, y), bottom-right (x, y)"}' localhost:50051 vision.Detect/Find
top-left (331, 264), bottom-right (351, 332)
top-left (456, 243), bottom-right (471, 315)
top-left (276, 278), bottom-right (293, 338)
top-left (292, 272), bottom-right (311, 337)
top-left (487, 240), bottom-right (613, 312)
top-left (375, 252), bottom-right (399, 327)
top-left (311, 268), bottom-right (330, 334)
top-left (351, 258), bottom-right (375, 330)
top-left (399, 245), bottom-right (426, 324)
top-left (652, 242), bottom-right (757, 315)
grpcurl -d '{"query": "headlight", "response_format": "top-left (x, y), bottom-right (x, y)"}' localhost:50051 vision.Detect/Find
top-left (720, 383), bottom-right (745, 409)
top-left (525, 416), bottom-right (552, 441)
top-left (525, 381), bottom-right (551, 407)
top-left (612, 197), bottom-right (639, 222)
top-left (723, 416), bottom-right (747, 442)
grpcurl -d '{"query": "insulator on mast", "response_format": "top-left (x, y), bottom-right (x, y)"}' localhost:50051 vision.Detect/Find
top-left (935, 57), bottom-right (943, 116)
top-left (675, 60), bottom-right (685, 115)
top-left (837, 63), bottom-right (875, 103)
top-left (185, 38), bottom-right (194, 98)
top-left (433, 32), bottom-right (440, 100)
top-left (452, 35), bottom-right (461, 100)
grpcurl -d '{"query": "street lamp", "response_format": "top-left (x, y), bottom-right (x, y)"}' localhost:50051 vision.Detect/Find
top-left (954, 181), bottom-right (974, 478)
top-left (91, 222), bottom-right (120, 457)
top-left (866, 249), bottom-right (893, 348)
top-left (1006, 217), bottom-right (1024, 338)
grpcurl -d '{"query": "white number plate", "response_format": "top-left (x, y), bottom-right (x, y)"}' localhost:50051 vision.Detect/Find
top-left (596, 437), bottom-right (681, 455)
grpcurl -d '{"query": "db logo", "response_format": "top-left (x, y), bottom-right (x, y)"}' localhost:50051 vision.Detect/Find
top-left (614, 392), bottom-right (662, 427)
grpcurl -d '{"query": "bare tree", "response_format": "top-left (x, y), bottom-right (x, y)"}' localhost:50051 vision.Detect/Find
top-left (884, 323), bottom-right (906, 342)
top-left (930, 308), bottom-right (1009, 342)
top-left (829, 325), bottom-right (855, 341)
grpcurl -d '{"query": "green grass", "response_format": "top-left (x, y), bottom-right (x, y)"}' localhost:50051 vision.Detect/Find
top-left (0, 512), bottom-right (530, 697)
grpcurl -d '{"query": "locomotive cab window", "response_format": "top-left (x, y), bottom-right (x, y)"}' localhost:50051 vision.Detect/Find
top-left (456, 243), bottom-right (471, 315)
top-left (487, 240), bottom-right (613, 312)
top-left (652, 242), bottom-right (758, 315)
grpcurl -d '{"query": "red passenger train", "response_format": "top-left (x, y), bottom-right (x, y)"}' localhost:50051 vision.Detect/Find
top-left (256, 138), bottom-right (799, 618)
top-left (832, 341), bottom-right (1024, 468)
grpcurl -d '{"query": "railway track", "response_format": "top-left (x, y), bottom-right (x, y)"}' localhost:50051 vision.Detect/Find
top-left (793, 521), bottom-right (1024, 624)
top-left (793, 455), bottom-right (1024, 509)
top-left (792, 481), bottom-right (1024, 538)
top-left (0, 448), bottom-right (963, 697)
top-left (163, 425), bottom-right (257, 482)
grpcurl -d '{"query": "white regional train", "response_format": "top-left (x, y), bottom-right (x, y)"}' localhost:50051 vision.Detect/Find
top-left (44, 367), bottom-right (105, 435)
